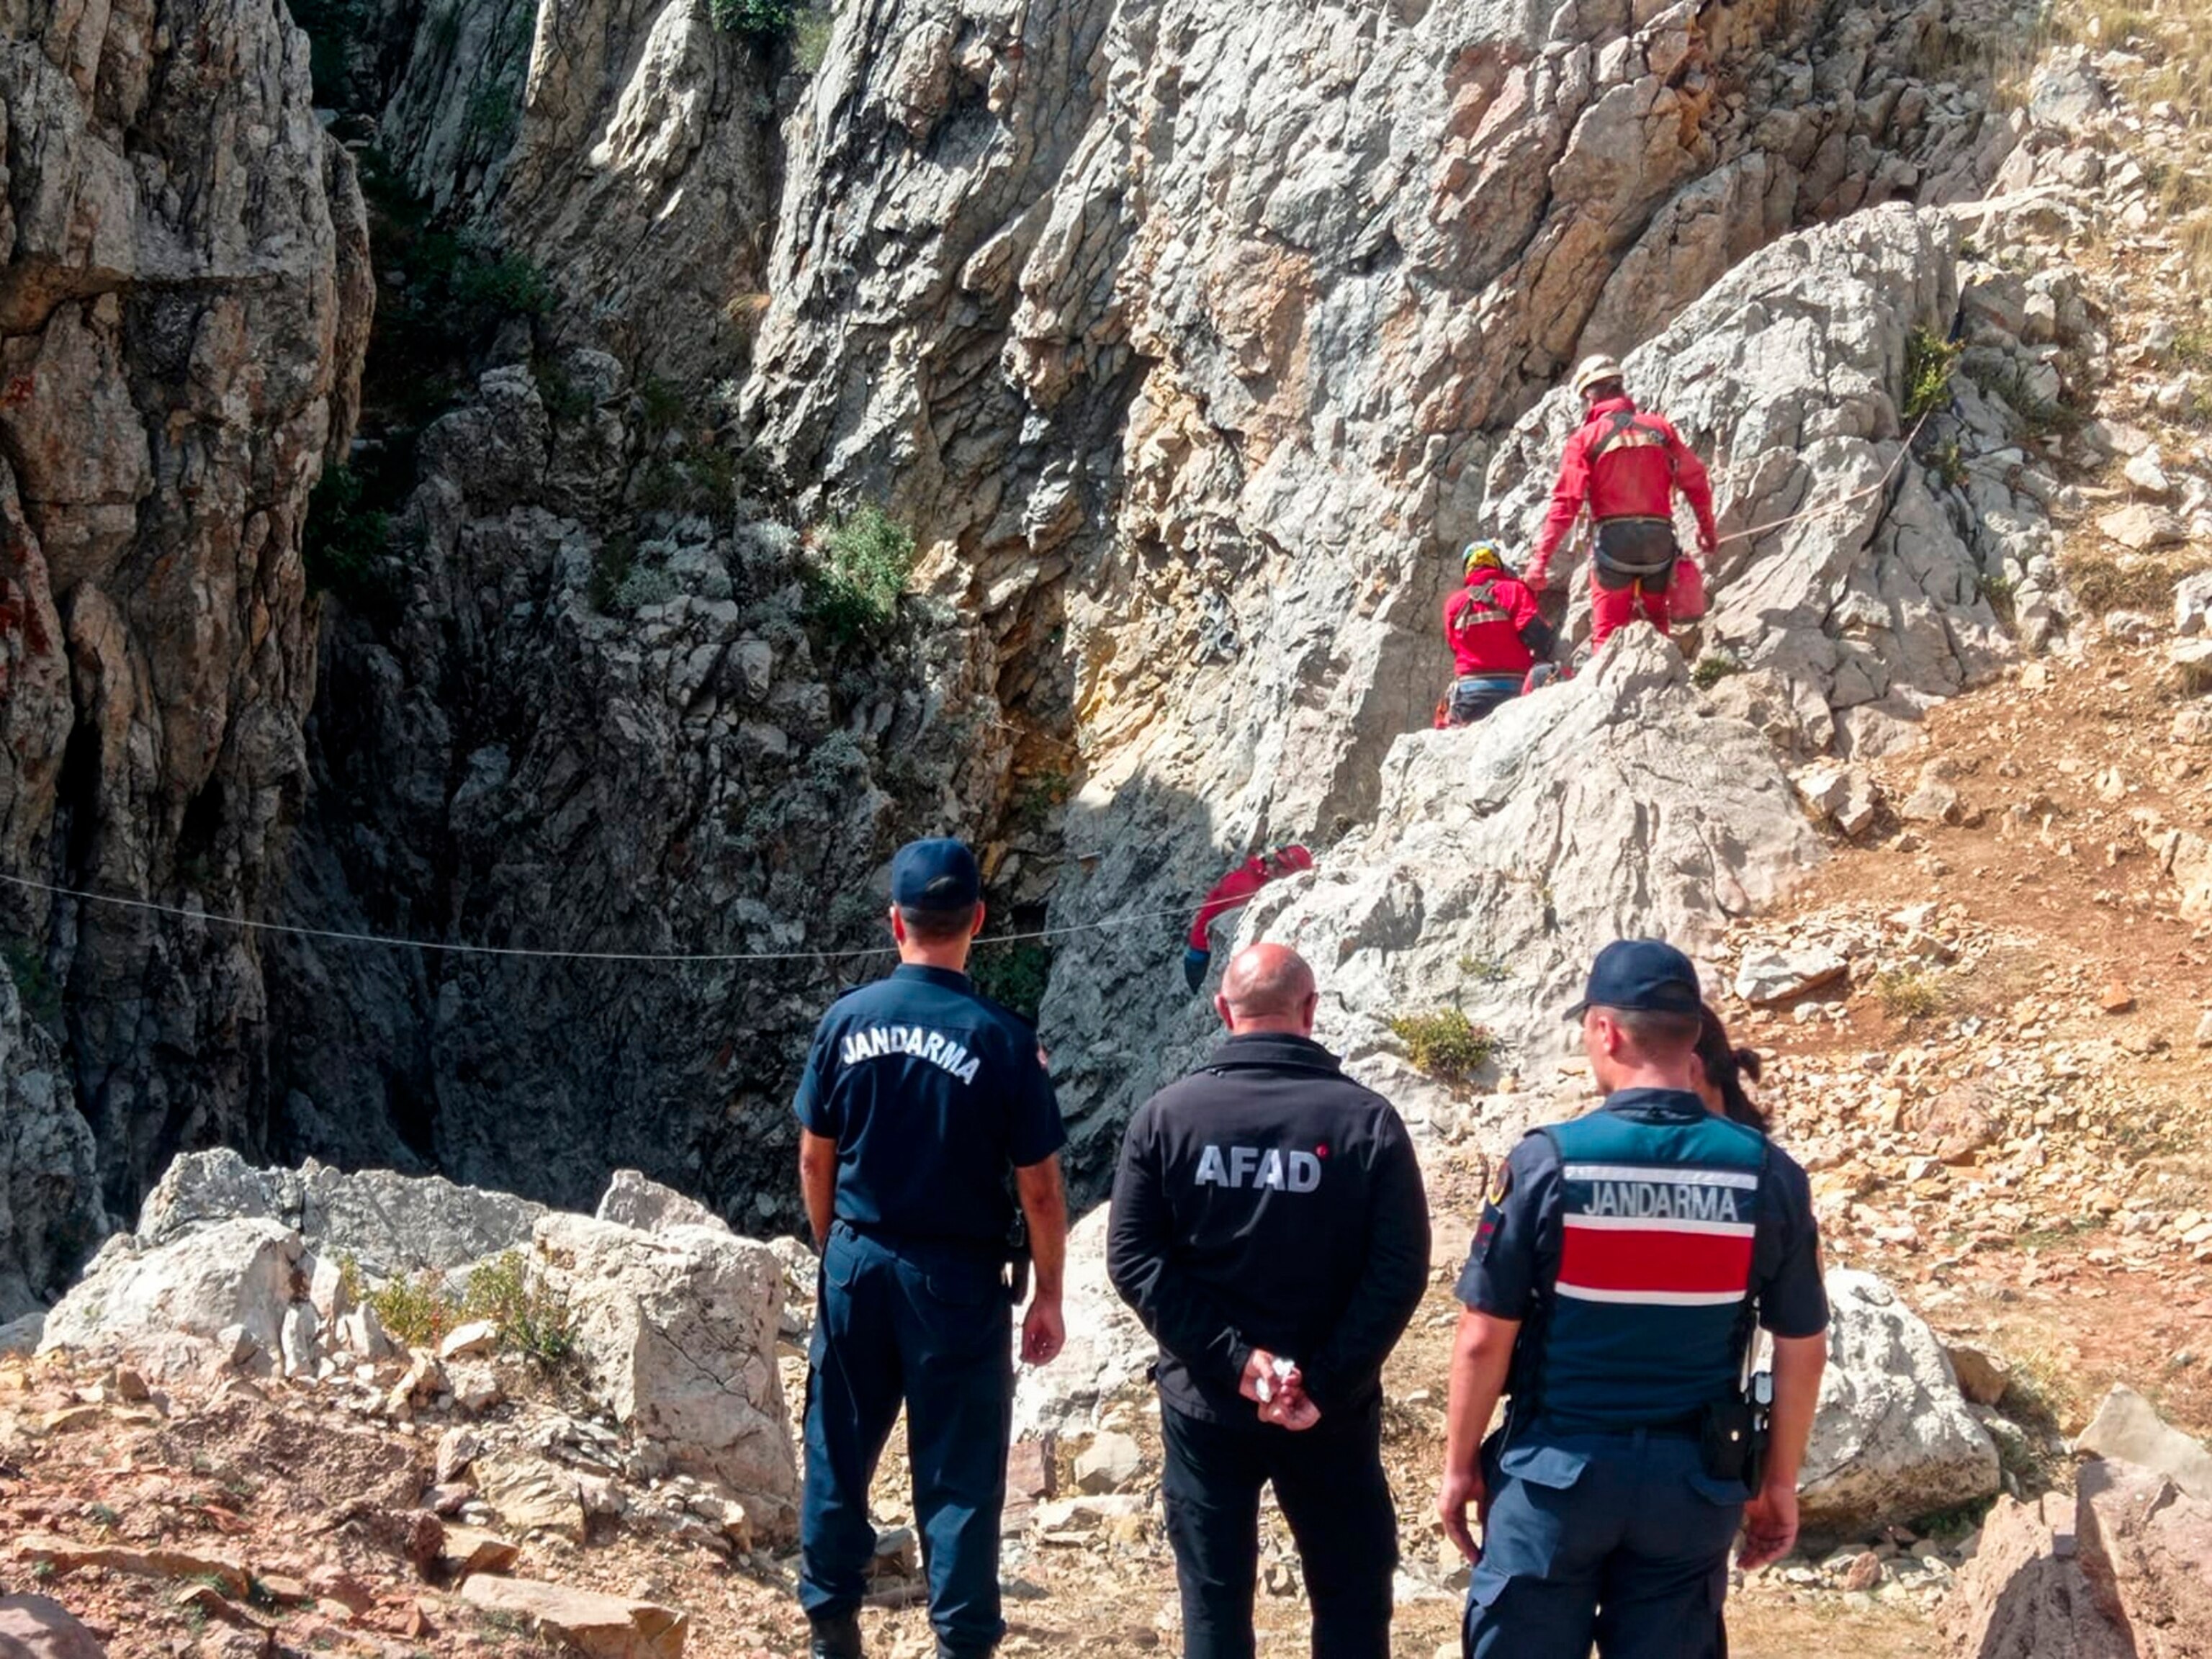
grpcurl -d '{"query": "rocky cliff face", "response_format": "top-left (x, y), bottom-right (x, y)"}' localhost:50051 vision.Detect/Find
top-left (0, 0), bottom-right (2069, 1267)
top-left (0, 0), bottom-right (372, 1271)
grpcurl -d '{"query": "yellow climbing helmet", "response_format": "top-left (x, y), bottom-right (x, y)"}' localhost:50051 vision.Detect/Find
top-left (1462, 539), bottom-right (1508, 577)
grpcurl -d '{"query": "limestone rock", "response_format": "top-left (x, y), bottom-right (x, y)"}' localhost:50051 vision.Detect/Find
top-left (0, 0), bottom-right (371, 1223)
top-left (1074, 1431), bottom-right (1144, 1496)
top-left (458, 1575), bottom-right (687, 1659)
top-left (38, 1219), bottom-right (305, 1367)
top-left (594, 1172), bottom-right (730, 1236)
top-left (136, 1151), bottom-right (545, 1281)
top-left (0, 1595), bottom-right (109, 1659)
top-left (2100, 505), bottom-right (2186, 552)
top-left (2172, 640), bottom-right (2212, 698)
top-left (1946, 1344), bottom-right (2011, 1407)
top-left (2076, 1386), bottom-right (2212, 1503)
top-left (1938, 1491), bottom-right (2133, 1659)
top-left (474, 1452), bottom-right (588, 1545)
top-left (0, 970), bottom-right (105, 1321)
top-left (1013, 1206), bottom-right (1151, 1439)
top-left (1797, 1269), bottom-right (2000, 1534)
top-left (1900, 760), bottom-right (1964, 825)
top-left (0, 1313), bottom-right (45, 1355)
top-left (533, 1215), bottom-right (796, 1523)
top-left (1734, 946), bottom-right (1850, 1007)
top-left (2173, 571), bottom-right (2212, 637)
top-left (14, 1536), bottom-right (250, 1600)
top-left (1486, 206), bottom-right (2005, 762)
top-left (2123, 451), bottom-right (2172, 498)
top-left (2075, 1457), bottom-right (2212, 1653)
top-left (1793, 762), bottom-right (1880, 836)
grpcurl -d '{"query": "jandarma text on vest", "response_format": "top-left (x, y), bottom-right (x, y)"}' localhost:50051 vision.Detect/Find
top-left (840, 1025), bottom-right (982, 1084)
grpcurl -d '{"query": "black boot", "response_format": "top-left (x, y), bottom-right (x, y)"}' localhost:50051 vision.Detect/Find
top-left (808, 1611), bottom-right (863, 1659)
top-left (935, 1644), bottom-right (992, 1659)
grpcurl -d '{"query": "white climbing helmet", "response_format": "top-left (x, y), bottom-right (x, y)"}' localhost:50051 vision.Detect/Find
top-left (1572, 354), bottom-right (1624, 399)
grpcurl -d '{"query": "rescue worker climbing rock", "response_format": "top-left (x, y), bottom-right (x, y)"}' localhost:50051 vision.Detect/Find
top-left (1524, 356), bottom-right (1719, 652)
top-left (1184, 845), bottom-right (1315, 991)
top-left (1439, 540), bottom-right (1559, 727)
top-left (1110, 943), bottom-right (1429, 1658)
top-left (1439, 939), bottom-right (1827, 1659)
top-left (794, 837), bottom-right (1069, 1659)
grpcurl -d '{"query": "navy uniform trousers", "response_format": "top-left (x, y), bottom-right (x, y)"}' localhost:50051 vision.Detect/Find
top-left (1464, 1426), bottom-right (1745, 1659)
top-left (1160, 1398), bottom-right (1397, 1659)
top-left (800, 1224), bottom-right (1012, 1653)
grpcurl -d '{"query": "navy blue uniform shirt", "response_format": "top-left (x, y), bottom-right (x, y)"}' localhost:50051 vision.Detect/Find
top-left (1457, 1089), bottom-right (1826, 1423)
top-left (794, 963), bottom-right (1065, 1246)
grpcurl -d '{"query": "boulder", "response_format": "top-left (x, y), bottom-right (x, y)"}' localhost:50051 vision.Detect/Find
top-left (1074, 1430), bottom-right (1144, 1496)
top-left (2173, 639), bottom-right (2212, 698)
top-left (1013, 1206), bottom-right (1152, 1439)
top-left (2075, 1386), bottom-right (2212, 1503)
top-left (2076, 1457), bottom-right (2212, 1654)
top-left (458, 1576), bottom-right (687, 1659)
top-left (0, 1595), bottom-right (109, 1659)
top-left (0, 1313), bottom-right (45, 1356)
top-left (135, 1151), bottom-right (544, 1282)
top-left (1733, 946), bottom-right (1850, 1007)
top-left (1937, 1491), bottom-right (2132, 1658)
top-left (533, 1215), bottom-right (796, 1524)
top-left (473, 1452), bottom-right (587, 1545)
top-left (1797, 1269), bottom-right (2000, 1534)
top-left (2100, 504), bottom-right (2186, 552)
top-left (1900, 760), bottom-right (1964, 825)
top-left (2173, 570), bottom-right (2212, 637)
top-left (1792, 762), bottom-right (1880, 836)
top-left (1946, 1344), bottom-right (2011, 1407)
top-left (1079, 630), bottom-right (1825, 1151)
top-left (38, 1218), bottom-right (304, 1366)
top-left (594, 1172), bottom-right (730, 1236)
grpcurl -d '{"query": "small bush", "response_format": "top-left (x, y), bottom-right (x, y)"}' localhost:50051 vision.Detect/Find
top-left (793, 7), bottom-right (834, 71)
top-left (806, 504), bottom-right (917, 641)
top-left (1011, 769), bottom-right (1073, 834)
top-left (1875, 968), bottom-right (1946, 1022)
top-left (1978, 569), bottom-right (2016, 629)
top-left (971, 940), bottom-right (1053, 1023)
top-left (1455, 954), bottom-right (1509, 984)
top-left (589, 533), bottom-right (637, 613)
top-left (611, 564), bottom-right (679, 613)
top-left (462, 1251), bottom-right (575, 1369)
top-left (2067, 555), bottom-right (2188, 616)
top-left (1902, 326), bottom-right (1961, 421)
top-left (4, 935), bottom-right (61, 1028)
top-left (1930, 436), bottom-right (1969, 489)
top-left (302, 464), bottom-right (390, 606)
top-left (532, 355), bottom-right (593, 423)
top-left (1690, 651), bottom-right (1743, 690)
top-left (369, 1271), bottom-right (459, 1349)
top-left (709, 0), bottom-right (797, 35)
top-left (1387, 1009), bottom-right (1498, 1084)
top-left (462, 81), bottom-right (517, 145)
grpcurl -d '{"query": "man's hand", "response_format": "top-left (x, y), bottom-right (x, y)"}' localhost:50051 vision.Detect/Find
top-left (1021, 1295), bottom-right (1065, 1366)
top-left (1438, 1463), bottom-right (1487, 1563)
top-left (1261, 1391), bottom-right (1321, 1431)
top-left (1524, 562), bottom-right (1552, 595)
top-left (1696, 531), bottom-right (1717, 558)
top-left (1737, 1477), bottom-right (1798, 1571)
top-left (1239, 1349), bottom-right (1295, 1404)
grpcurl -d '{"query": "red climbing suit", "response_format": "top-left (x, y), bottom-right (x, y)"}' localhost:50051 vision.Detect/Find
top-left (1443, 570), bottom-right (1546, 679)
top-left (1187, 846), bottom-right (1315, 952)
top-left (1526, 396), bottom-right (1719, 649)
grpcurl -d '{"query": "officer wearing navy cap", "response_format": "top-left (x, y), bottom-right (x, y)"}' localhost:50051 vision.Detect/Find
top-left (794, 838), bottom-right (1069, 1659)
top-left (1438, 939), bottom-right (1828, 1658)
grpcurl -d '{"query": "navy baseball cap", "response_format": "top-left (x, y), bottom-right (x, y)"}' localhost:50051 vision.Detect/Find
top-left (890, 837), bottom-right (981, 912)
top-left (1565, 938), bottom-right (1702, 1018)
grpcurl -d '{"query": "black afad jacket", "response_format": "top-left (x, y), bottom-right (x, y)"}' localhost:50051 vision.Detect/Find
top-left (1106, 1033), bottom-right (1431, 1421)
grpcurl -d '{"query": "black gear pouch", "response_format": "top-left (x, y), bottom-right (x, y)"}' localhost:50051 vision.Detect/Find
top-left (1699, 1398), bottom-right (1755, 1485)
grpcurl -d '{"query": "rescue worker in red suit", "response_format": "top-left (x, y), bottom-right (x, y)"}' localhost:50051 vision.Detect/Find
top-left (1183, 845), bottom-right (1314, 992)
top-left (1523, 355), bottom-right (1719, 652)
top-left (1439, 541), bottom-right (1560, 728)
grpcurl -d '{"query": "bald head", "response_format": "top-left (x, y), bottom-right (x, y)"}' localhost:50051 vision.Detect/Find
top-left (1215, 943), bottom-right (1319, 1036)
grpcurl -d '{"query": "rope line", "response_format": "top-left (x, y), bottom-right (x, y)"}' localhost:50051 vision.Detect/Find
top-left (0, 870), bottom-right (1233, 966)
top-left (1704, 408), bottom-right (1938, 552)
